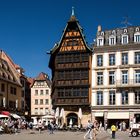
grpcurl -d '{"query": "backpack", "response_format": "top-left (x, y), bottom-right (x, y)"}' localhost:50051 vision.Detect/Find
top-left (91, 124), bottom-right (94, 129)
top-left (88, 123), bottom-right (94, 129)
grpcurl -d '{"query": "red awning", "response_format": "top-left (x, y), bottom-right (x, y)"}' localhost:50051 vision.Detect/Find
top-left (1, 111), bottom-right (10, 116)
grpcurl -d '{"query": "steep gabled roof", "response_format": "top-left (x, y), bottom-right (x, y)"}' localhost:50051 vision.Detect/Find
top-left (50, 14), bottom-right (92, 55)
top-left (31, 72), bottom-right (51, 88)
top-left (0, 50), bottom-right (22, 86)
top-left (27, 77), bottom-right (34, 87)
top-left (35, 72), bottom-right (49, 80)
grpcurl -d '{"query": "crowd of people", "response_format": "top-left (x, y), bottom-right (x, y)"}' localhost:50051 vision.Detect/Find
top-left (0, 117), bottom-right (130, 139)
top-left (83, 120), bottom-right (130, 140)
top-left (0, 118), bottom-right (56, 135)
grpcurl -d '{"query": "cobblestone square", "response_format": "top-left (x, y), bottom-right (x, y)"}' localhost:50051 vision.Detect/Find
top-left (0, 130), bottom-right (140, 140)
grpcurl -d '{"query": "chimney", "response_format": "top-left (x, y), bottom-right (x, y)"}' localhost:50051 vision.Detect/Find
top-left (97, 25), bottom-right (102, 32)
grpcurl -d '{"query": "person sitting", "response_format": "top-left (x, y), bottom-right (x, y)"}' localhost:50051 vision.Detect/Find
top-left (0, 125), bottom-right (4, 134)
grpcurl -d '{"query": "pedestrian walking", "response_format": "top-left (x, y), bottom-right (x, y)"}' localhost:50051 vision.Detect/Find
top-left (104, 121), bottom-right (108, 131)
top-left (111, 124), bottom-right (117, 139)
top-left (48, 121), bottom-right (54, 134)
top-left (92, 120), bottom-right (99, 140)
top-left (99, 121), bottom-right (102, 131)
top-left (38, 121), bottom-right (42, 134)
top-left (29, 121), bottom-right (33, 133)
top-left (84, 120), bottom-right (93, 139)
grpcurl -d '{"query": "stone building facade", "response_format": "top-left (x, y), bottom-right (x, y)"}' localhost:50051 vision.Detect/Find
top-left (31, 72), bottom-right (52, 117)
top-left (92, 25), bottom-right (140, 127)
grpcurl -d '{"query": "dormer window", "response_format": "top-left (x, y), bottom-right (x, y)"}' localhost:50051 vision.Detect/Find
top-left (124, 29), bottom-right (127, 33)
top-left (136, 27), bottom-right (139, 32)
top-left (122, 35), bottom-right (128, 44)
top-left (97, 37), bottom-right (104, 46)
top-left (109, 36), bottom-right (116, 45)
top-left (134, 33), bottom-right (140, 43)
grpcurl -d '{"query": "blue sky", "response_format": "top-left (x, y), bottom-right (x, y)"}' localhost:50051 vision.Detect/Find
top-left (0, 0), bottom-right (140, 78)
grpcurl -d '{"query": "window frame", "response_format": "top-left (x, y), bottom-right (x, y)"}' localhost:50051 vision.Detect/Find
top-left (121, 91), bottom-right (128, 105)
top-left (97, 55), bottom-right (103, 66)
top-left (97, 72), bottom-right (103, 85)
top-left (109, 36), bottom-right (116, 45)
top-left (109, 54), bottom-right (115, 66)
top-left (135, 70), bottom-right (140, 83)
top-left (109, 90), bottom-right (116, 105)
top-left (122, 53), bottom-right (128, 65)
top-left (122, 70), bottom-right (128, 84)
top-left (109, 71), bottom-right (115, 85)
top-left (97, 91), bottom-right (103, 105)
top-left (135, 91), bottom-right (140, 104)
top-left (97, 37), bottom-right (104, 46)
top-left (135, 52), bottom-right (140, 64)
top-left (134, 33), bottom-right (140, 43)
top-left (122, 35), bottom-right (129, 44)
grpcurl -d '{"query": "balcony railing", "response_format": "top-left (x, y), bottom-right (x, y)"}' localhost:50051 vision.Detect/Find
top-left (55, 80), bottom-right (89, 87)
top-left (53, 98), bottom-right (89, 105)
top-left (116, 79), bottom-right (140, 87)
top-left (56, 62), bottom-right (89, 69)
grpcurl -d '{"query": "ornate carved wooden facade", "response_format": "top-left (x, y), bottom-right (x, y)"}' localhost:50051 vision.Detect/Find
top-left (49, 14), bottom-right (92, 113)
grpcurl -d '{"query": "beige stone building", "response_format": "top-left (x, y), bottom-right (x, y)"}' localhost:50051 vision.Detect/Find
top-left (0, 50), bottom-right (23, 114)
top-left (31, 72), bottom-right (52, 117)
top-left (92, 26), bottom-right (140, 128)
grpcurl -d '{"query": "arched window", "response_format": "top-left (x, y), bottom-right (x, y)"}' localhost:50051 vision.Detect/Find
top-left (136, 27), bottom-right (139, 32)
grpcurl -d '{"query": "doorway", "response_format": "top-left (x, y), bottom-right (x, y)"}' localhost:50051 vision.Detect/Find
top-left (66, 113), bottom-right (78, 126)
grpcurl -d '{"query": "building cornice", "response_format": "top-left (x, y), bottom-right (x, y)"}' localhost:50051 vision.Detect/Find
top-left (93, 43), bottom-right (140, 53)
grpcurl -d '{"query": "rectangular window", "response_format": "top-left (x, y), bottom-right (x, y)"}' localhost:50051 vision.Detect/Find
top-left (135, 70), bottom-right (140, 83)
top-left (97, 91), bottom-right (103, 105)
top-left (73, 88), bottom-right (80, 96)
top-left (45, 99), bottom-right (49, 104)
top-left (135, 91), bottom-right (140, 104)
top-left (109, 90), bottom-right (115, 105)
top-left (97, 55), bottom-right (103, 66)
top-left (122, 71), bottom-right (128, 84)
top-left (13, 88), bottom-right (16, 95)
top-left (46, 90), bottom-right (49, 95)
top-left (97, 72), bottom-right (103, 85)
top-left (10, 87), bottom-right (13, 94)
top-left (35, 108), bottom-right (38, 115)
top-left (40, 108), bottom-right (43, 115)
top-left (109, 54), bottom-right (115, 65)
top-left (134, 35), bottom-right (140, 43)
top-left (10, 87), bottom-right (16, 95)
top-left (97, 38), bottom-right (104, 46)
top-left (35, 99), bottom-right (38, 105)
top-left (40, 99), bottom-right (43, 105)
top-left (122, 35), bottom-right (128, 44)
top-left (35, 90), bottom-right (38, 95)
top-left (122, 91), bottom-right (128, 105)
top-left (1, 83), bottom-right (5, 92)
top-left (122, 53), bottom-right (128, 65)
top-left (45, 108), bottom-right (49, 114)
top-left (40, 90), bottom-right (43, 95)
top-left (109, 37), bottom-right (116, 45)
top-left (135, 52), bottom-right (140, 64)
top-left (109, 71), bottom-right (115, 85)
top-left (81, 88), bottom-right (88, 97)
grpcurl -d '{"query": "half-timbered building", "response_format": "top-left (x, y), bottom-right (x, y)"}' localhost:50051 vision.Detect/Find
top-left (49, 10), bottom-right (92, 126)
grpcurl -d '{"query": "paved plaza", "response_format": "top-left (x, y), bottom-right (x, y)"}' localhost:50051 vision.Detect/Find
top-left (0, 130), bottom-right (140, 140)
